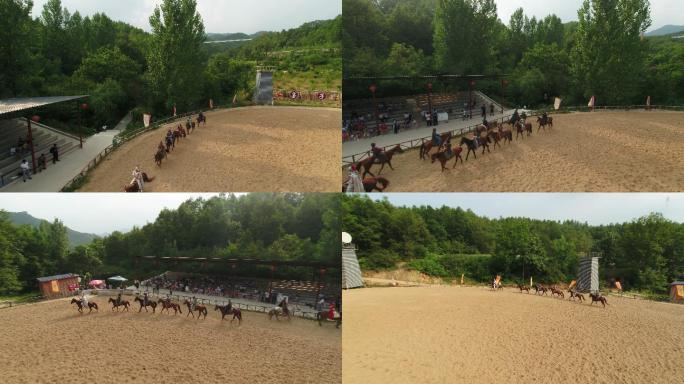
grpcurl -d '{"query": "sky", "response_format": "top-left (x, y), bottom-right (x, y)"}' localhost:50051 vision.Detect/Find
top-left (31, 0), bottom-right (341, 33)
top-left (496, 0), bottom-right (683, 32)
top-left (366, 193), bottom-right (684, 225)
top-left (0, 193), bottom-right (228, 234)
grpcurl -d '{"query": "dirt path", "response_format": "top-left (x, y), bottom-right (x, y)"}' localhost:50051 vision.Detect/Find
top-left (343, 286), bottom-right (684, 384)
top-left (347, 111), bottom-right (684, 191)
top-left (0, 296), bottom-right (340, 384)
top-left (81, 106), bottom-right (341, 192)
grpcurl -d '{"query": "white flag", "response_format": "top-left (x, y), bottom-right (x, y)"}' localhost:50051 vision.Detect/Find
top-left (143, 114), bottom-right (151, 128)
top-left (554, 97), bottom-right (562, 110)
top-left (646, 96), bottom-right (651, 106)
top-left (588, 96), bottom-right (595, 108)
top-left (209, 99), bottom-right (214, 109)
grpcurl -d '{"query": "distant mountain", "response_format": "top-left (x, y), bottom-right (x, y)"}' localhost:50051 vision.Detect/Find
top-left (8, 211), bottom-right (98, 247)
top-left (645, 25), bottom-right (684, 37)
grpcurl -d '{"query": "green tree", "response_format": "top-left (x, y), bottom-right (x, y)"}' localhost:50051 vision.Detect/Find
top-left (0, 0), bottom-right (35, 97)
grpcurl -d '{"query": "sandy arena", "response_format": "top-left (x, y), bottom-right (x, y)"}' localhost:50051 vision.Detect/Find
top-left (80, 106), bottom-right (341, 192)
top-left (351, 111), bottom-right (684, 191)
top-left (0, 296), bottom-right (341, 384)
top-left (343, 286), bottom-right (684, 384)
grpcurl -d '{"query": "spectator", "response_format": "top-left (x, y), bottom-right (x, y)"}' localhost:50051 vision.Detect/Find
top-left (49, 144), bottom-right (59, 163)
top-left (37, 153), bottom-right (47, 172)
top-left (20, 159), bottom-right (32, 182)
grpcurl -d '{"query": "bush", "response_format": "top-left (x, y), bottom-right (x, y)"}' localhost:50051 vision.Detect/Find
top-left (407, 254), bottom-right (448, 277)
top-left (359, 249), bottom-right (400, 271)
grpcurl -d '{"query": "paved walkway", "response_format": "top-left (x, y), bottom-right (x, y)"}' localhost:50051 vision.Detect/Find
top-left (343, 109), bottom-right (517, 159)
top-left (2, 113), bottom-right (131, 192)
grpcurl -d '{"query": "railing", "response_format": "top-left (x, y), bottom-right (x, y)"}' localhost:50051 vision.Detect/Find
top-left (342, 114), bottom-right (514, 165)
top-left (0, 295), bottom-right (44, 310)
top-left (60, 108), bottom-right (216, 191)
top-left (94, 289), bottom-right (321, 320)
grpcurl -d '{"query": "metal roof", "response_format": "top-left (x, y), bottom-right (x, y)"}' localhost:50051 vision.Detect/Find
top-left (36, 273), bottom-right (79, 282)
top-left (139, 255), bottom-right (339, 268)
top-left (0, 96), bottom-right (88, 116)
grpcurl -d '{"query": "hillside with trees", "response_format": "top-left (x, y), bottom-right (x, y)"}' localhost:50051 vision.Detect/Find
top-left (0, 0), bottom-right (340, 136)
top-left (343, 0), bottom-right (684, 107)
top-left (342, 195), bottom-right (684, 294)
top-left (0, 193), bottom-right (340, 295)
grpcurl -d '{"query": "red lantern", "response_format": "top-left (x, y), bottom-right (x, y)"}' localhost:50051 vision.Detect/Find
top-left (80, 103), bottom-right (89, 110)
top-left (502, 79), bottom-right (509, 87)
top-left (427, 83), bottom-right (433, 90)
top-left (270, 265), bottom-right (276, 272)
top-left (469, 80), bottom-right (476, 87)
top-left (31, 115), bottom-right (40, 123)
top-left (369, 84), bottom-right (377, 94)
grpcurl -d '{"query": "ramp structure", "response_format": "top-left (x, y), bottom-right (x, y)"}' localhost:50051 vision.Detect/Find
top-left (577, 253), bottom-right (601, 293)
top-left (342, 232), bottom-right (364, 289)
top-left (254, 66), bottom-right (275, 105)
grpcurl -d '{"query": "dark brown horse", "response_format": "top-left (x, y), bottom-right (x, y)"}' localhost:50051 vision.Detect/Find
top-left (517, 284), bottom-right (530, 293)
top-left (568, 289), bottom-right (585, 302)
top-left (534, 284), bottom-right (549, 296)
top-left (154, 147), bottom-right (166, 167)
top-left (362, 177), bottom-right (390, 192)
top-left (183, 299), bottom-right (207, 319)
top-left (134, 296), bottom-right (157, 313)
top-left (537, 116), bottom-right (554, 131)
top-left (214, 301), bottom-right (242, 324)
top-left (356, 145), bottom-right (403, 178)
top-left (71, 298), bottom-right (98, 313)
top-left (108, 297), bottom-right (130, 311)
top-left (420, 132), bottom-right (452, 159)
top-left (550, 287), bottom-right (565, 298)
top-left (124, 173), bottom-right (155, 192)
top-left (460, 135), bottom-right (489, 161)
top-left (431, 147), bottom-right (464, 171)
top-left (589, 293), bottom-right (608, 308)
top-left (157, 298), bottom-right (182, 314)
top-left (515, 121), bottom-right (533, 139)
top-left (499, 126), bottom-right (513, 144)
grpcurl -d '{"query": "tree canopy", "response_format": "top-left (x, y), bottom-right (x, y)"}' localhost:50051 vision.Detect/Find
top-left (342, 195), bottom-right (684, 293)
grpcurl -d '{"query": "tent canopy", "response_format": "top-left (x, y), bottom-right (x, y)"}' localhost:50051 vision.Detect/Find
top-left (107, 276), bottom-right (128, 282)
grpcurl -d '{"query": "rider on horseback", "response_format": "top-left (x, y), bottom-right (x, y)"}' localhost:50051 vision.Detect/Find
top-left (345, 164), bottom-right (364, 193)
top-left (132, 166), bottom-right (144, 192)
top-left (370, 143), bottom-right (387, 163)
top-left (116, 292), bottom-right (122, 306)
top-left (191, 296), bottom-right (197, 312)
top-left (143, 292), bottom-right (149, 306)
top-left (510, 108), bottom-right (520, 125)
top-left (81, 290), bottom-right (88, 308)
top-left (431, 128), bottom-right (442, 149)
top-left (444, 139), bottom-right (453, 158)
top-left (541, 111), bottom-right (549, 125)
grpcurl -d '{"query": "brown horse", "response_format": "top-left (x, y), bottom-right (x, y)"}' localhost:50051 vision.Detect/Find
top-left (134, 296), bottom-right (157, 313)
top-left (460, 135), bottom-right (489, 160)
top-left (362, 177), bottom-right (390, 192)
top-left (124, 173), bottom-right (155, 192)
top-left (108, 297), bottom-right (130, 311)
top-left (499, 126), bottom-right (513, 144)
top-left (568, 289), bottom-right (586, 302)
top-left (550, 287), bottom-right (565, 298)
top-left (154, 147), bottom-right (166, 167)
top-left (534, 284), bottom-right (549, 296)
top-left (268, 300), bottom-right (292, 321)
top-left (487, 128), bottom-right (503, 149)
top-left (71, 298), bottom-right (98, 313)
top-left (157, 298), bottom-right (182, 315)
top-left (214, 301), bottom-right (242, 324)
top-left (431, 147), bottom-right (464, 171)
top-left (517, 284), bottom-right (530, 293)
top-left (515, 121), bottom-right (533, 139)
top-left (589, 293), bottom-right (608, 308)
top-left (537, 116), bottom-right (554, 131)
top-left (356, 145), bottom-right (403, 178)
top-left (316, 310), bottom-right (341, 328)
top-left (420, 132), bottom-right (452, 159)
top-left (183, 299), bottom-right (207, 319)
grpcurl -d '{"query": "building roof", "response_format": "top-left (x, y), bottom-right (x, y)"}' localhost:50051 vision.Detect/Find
top-left (139, 256), bottom-right (339, 268)
top-left (36, 273), bottom-right (79, 282)
top-left (0, 96), bottom-right (88, 117)
top-left (670, 281), bottom-right (684, 285)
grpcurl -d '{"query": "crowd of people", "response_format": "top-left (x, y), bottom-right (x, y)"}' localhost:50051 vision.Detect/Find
top-left (11, 140), bottom-right (60, 183)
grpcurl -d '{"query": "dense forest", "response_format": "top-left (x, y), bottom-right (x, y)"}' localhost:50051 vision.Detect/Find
top-left (0, 0), bottom-right (340, 134)
top-left (343, 0), bottom-right (684, 107)
top-left (0, 193), bottom-right (341, 294)
top-left (342, 195), bottom-right (684, 294)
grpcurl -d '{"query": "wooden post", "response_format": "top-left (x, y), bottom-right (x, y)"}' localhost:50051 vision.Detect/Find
top-left (27, 117), bottom-right (37, 172)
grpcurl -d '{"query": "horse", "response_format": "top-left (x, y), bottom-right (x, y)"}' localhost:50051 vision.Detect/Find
top-left (267, 306), bottom-right (292, 321)
top-left (550, 287), bottom-right (565, 298)
top-left (460, 135), bottom-right (489, 161)
top-left (534, 284), bottom-right (548, 296)
top-left (183, 299), bottom-right (207, 319)
top-left (154, 147), bottom-right (166, 167)
top-left (515, 121), bottom-right (533, 139)
top-left (185, 120), bottom-right (192, 134)
top-left (71, 298), bottom-right (98, 313)
top-left (165, 136), bottom-right (173, 153)
top-left (589, 293), bottom-right (608, 308)
top-left (419, 132), bottom-right (452, 160)
top-left (214, 301), bottom-right (242, 324)
top-left (157, 298), bottom-right (182, 315)
top-left (362, 177), bottom-right (390, 192)
top-left (499, 126), bottom-right (513, 144)
top-left (568, 289), bottom-right (585, 302)
top-left (487, 128), bottom-right (503, 149)
top-left (517, 284), bottom-right (530, 293)
top-left (316, 310), bottom-right (341, 328)
top-left (537, 116), bottom-right (553, 132)
top-left (134, 296), bottom-right (157, 313)
top-left (431, 147), bottom-right (464, 171)
top-left (124, 173), bottom-right (155, 192)
top-left (356, 145), bottom-right (403, 178)
top-left (108, 297), bottom-right (130, 311)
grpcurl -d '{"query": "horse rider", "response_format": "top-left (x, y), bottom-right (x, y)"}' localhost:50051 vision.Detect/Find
top-left (444, 139), bottom-right (454, 158)
top-left (344, 164), bottom-right (364, 193)
top-left (191, 296), bottom-right (198, 312)
top-left (510, 108), bottom-right (520, 125)
top-left (370, 143), bottom-right (387, 163)
top-left (541, 111), bottom-right (549, 125)
top-left (116, 292), bottom-right (122, 306)
top-left (143, 292), bottom-right (149, 306)
top-left (132, 166), bottom-right (144, 192)
top-left (431, 128), bottom-right (443, 150)
top-left (482, 118), bottom-right (489, 129)
top-left (520, 110), bottom-right (527, 122)
top-left (81, 290), bottom-right (89, 308)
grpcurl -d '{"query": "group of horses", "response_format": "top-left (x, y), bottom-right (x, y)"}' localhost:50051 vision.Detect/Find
top-left (154, 114), bottom-right (207, 168)
top-left (515, 283), bottom-right (609, 308)
top-left (351, 115), bottom-right (555, 187)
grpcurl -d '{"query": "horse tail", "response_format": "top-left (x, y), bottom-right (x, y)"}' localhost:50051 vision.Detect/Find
top-left (376, 177), bottom-right (390, 191)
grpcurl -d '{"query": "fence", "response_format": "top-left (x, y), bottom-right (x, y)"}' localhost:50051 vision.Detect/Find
top-left (0, 295), bottom-right (44, 310)
top-left (60, 108), bottom-right (215, 191)
top-left (94, 289), bottom-right (321, 320)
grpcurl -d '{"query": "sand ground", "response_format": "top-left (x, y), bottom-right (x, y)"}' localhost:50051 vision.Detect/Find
top-left (80, 106), bottom-right (341, 192)
top-left (0, 296), bottom-right (340, 384)
top-left (343, 286), bottom-right (684, 384)
top-left (349, 111), bottom-right (684, 191)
